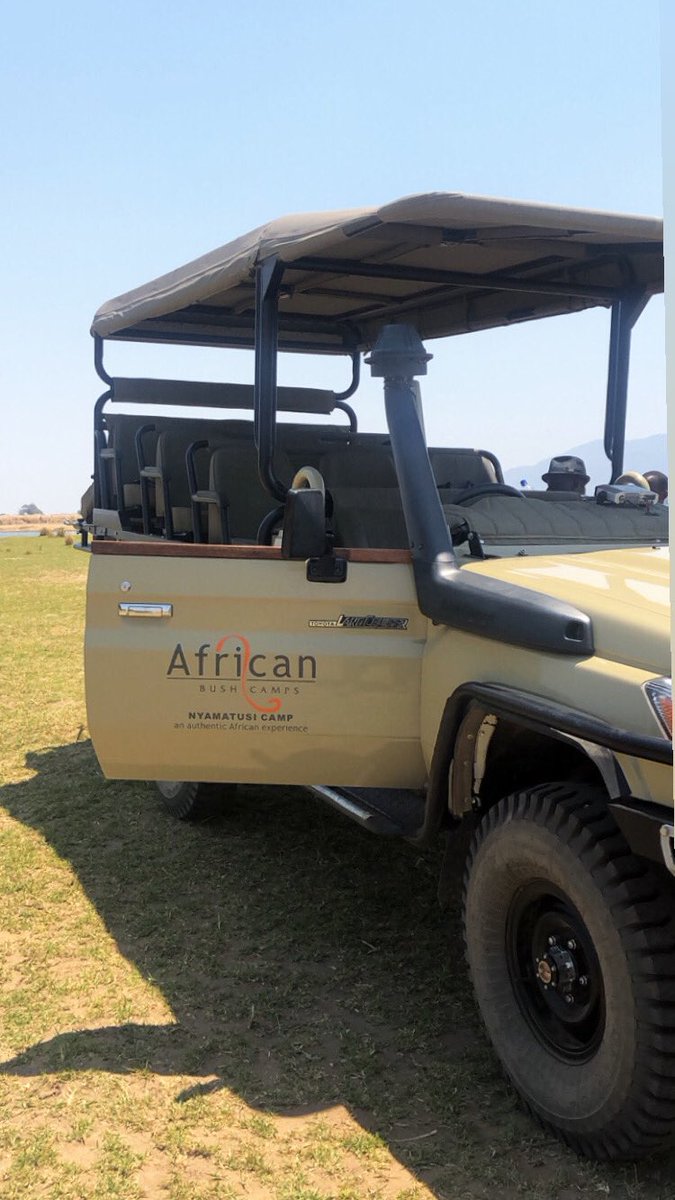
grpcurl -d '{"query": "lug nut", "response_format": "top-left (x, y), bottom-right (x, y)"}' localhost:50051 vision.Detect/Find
top-left (548, 935), bottom-right (556, 946)
top-left (564, 994), bottom-right (574, 1005)
top-left (567, 939), bottom-right (577, 951)
top-left (579, 975), bottom-right (588, 987)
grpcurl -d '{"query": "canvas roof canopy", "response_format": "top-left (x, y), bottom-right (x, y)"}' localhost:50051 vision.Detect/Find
top-left (92, 192), bottom-right (664, 354)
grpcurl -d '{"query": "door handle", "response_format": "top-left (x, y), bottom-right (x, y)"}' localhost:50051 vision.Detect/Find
top-left (118, 602), bottom-right (173, 618)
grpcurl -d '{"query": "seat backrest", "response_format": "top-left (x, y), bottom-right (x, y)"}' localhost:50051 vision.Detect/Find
top-left (100, 415), bottom-right (160, 510)
top-left (279, 424), bottom-right (351, 472)
top-left (319, 444), bottom-right (407, 548)
top-left (429, 447), bottom-right (499, 492)
top-left (208, 443), bottom-right (294, 542)
top-left (319, 443), bottom-right (398, 489)
top-left (154, 430), bottom-right (205, 516)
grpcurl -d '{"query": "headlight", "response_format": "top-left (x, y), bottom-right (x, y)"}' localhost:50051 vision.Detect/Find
top-left (645, 676), bottom-right (673, 738)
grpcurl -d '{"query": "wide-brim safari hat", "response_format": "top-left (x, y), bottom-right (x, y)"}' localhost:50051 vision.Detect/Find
top-left (542, 455), bottom-right (590, 485)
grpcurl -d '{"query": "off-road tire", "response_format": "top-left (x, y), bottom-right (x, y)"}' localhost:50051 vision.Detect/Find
top-left (463, 782), bottom-right (675, 1160)
top-left (155, 780), bottom-right (236, 821)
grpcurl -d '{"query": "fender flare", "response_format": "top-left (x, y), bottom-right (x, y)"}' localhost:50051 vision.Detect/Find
top-left (448, 701), bottom-right (625, 817)
top-left (420, 681), bottom-right (671, 845)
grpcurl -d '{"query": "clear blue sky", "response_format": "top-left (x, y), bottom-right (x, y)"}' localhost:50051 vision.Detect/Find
top-left (0, 0), bottom-right (665, 513)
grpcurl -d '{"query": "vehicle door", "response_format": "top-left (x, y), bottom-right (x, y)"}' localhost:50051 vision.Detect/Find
top-left (85, 543), bottom-right (427, 787)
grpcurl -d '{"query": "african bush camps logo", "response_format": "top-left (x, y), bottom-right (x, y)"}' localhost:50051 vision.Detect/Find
top-left (166, 632), bottom-right (317, 714)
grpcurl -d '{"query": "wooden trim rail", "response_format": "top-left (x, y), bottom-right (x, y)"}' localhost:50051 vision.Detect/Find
top-left (91, 539), bottom-right (412, 564)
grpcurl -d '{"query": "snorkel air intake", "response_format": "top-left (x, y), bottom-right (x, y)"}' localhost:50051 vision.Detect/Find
top-left (366, 324), bottom-right (594, 656)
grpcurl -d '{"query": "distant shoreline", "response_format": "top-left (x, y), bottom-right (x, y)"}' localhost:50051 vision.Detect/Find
top-left (0, 513), bottom-right (78, 533)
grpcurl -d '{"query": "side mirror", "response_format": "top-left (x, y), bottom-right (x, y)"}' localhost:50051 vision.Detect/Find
top-left (281, 488), bottom-right (327, 559)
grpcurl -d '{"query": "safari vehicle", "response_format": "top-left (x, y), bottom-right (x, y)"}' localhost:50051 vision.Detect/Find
top-left (84, 193), bottom-right (673, 1160)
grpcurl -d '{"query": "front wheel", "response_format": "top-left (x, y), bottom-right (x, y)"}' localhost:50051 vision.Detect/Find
top-left (463, 783), bottom-right (675, 1159)
top-left (155, 780), bottom-right (236, 821)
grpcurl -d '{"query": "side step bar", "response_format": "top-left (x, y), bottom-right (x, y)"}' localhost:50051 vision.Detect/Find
top-left (307, 785), bottom-right (425, 838)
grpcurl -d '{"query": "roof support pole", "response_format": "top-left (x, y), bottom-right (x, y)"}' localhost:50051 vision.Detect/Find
top-left (603, 290), bottom-right (649, 481)
top-left (92, 336), bottom-right (114, 508)
top-left (93, 390), bottom-right (113, 508)
top-left (254, 256), bottom-right (288, 502)
top-left (334, 351), bottom-right (360, 401)
top-left (93, 334), bottom-right (113, 387)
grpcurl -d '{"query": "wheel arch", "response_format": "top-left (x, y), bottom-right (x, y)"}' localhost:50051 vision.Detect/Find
top-left (450, 704), bottom-right (622, 817)
top-left (424, 684), bottom-right (627, 839)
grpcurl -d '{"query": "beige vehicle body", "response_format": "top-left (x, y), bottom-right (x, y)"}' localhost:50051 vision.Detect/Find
top-left (87, 545), bottom-right (670, 810)
top-left (83, 193), bottom-right (674, 1161)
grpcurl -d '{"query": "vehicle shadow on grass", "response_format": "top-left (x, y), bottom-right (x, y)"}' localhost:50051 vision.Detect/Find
top-left (3, 741), bottom-right (675, 1198)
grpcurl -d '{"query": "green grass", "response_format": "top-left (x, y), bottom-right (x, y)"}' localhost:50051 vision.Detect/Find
top-left (2, 535), bottom-right (675, 1197)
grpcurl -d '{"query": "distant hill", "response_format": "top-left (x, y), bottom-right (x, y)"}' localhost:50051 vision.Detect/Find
top-left (504, 434), bottom-right (668, 489)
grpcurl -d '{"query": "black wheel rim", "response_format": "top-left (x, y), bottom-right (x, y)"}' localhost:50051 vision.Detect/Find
top-left (505, 881), bottom-right (605, 1063)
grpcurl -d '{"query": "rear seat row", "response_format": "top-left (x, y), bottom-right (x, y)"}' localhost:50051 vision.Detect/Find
top-left (95, 414), bottom-right (502, 548)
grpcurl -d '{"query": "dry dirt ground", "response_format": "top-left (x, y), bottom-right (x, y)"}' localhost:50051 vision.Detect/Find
top-left (2, 536), bottom-right (675, 1199)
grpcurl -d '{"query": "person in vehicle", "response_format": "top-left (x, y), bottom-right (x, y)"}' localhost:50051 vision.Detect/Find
top-left (541, 455), bottom-right (590, 494)
top-left (644, 469), bottom-right (668, 503)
